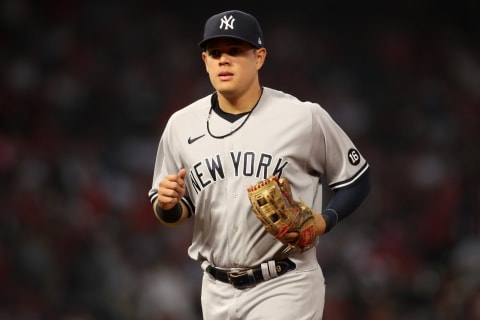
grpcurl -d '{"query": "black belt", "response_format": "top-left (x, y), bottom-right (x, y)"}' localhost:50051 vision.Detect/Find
top-left (206, 258), bottom-right (296, 289)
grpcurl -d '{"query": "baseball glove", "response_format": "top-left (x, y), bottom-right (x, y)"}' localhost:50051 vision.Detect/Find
top-left (247, 176), bottom-right (316, 250)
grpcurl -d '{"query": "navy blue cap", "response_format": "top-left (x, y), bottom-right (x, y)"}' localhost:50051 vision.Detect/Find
top-left (199, 10), bottom-right (264, 50)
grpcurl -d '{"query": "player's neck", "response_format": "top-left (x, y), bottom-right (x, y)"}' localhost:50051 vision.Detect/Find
top-left (217, 86), bottom-right (263, 114)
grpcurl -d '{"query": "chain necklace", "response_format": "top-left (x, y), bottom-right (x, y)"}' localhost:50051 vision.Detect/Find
top-left (206, 88), bottom-right (263, 139)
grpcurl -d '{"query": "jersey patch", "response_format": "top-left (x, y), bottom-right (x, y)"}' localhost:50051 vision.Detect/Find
top-left (347, 148), bottom-right (361, 166)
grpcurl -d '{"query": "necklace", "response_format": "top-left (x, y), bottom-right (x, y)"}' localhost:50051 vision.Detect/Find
top-left (206, 88), bottom-right (263, 139)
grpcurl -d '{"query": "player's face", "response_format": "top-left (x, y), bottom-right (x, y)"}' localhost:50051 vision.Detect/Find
top-left (202, 38), bottom-right (266, 97)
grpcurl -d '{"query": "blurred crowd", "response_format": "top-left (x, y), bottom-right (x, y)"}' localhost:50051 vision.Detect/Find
top-left (1, 1), bottom-right (479, 319)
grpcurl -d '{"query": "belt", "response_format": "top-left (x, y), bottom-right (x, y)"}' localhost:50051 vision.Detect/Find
top-left (206, 258), bottom-right (296, 289)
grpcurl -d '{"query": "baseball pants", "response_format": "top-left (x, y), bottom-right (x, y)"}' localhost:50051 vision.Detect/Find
top-left (200, 250), bottom-right (325, 320)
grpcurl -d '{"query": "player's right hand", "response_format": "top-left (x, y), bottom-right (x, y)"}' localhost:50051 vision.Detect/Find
top-left (157, 168), bottom-right (187, 210)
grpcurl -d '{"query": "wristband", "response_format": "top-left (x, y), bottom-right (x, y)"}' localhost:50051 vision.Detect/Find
top-left (156, 202), bottom-right (183, 223)
top-left (321, 208), bottom-right (339, 233)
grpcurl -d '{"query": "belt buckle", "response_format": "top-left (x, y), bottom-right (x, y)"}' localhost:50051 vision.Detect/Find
top-left (228, 269), bottom-right (256, 289)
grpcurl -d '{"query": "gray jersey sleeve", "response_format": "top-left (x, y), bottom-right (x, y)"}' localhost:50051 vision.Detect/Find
top-left (309, 104), bottom-right (369, 190)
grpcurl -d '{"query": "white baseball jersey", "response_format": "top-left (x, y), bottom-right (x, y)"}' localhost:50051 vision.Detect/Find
top-left (149, 87), bottom-right (369, 268)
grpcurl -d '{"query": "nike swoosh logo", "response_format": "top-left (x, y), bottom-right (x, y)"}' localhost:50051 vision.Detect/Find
top-left (188, 134), bottom-right (205, 144)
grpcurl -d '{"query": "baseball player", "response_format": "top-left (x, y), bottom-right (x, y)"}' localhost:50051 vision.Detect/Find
top-left (148, 10), bottom-right (372, 320)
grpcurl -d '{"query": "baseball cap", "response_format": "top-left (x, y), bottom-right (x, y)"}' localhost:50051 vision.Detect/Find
top-left (198, 10), bottom-right (264, 50)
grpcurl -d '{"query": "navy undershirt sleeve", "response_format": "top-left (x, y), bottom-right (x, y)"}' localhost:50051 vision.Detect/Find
top-left (322, 167), bottom-right (372, 232)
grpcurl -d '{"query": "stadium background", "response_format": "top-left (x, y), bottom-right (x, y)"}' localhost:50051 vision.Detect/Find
top-left (1, 1), bottom-right (479, 319)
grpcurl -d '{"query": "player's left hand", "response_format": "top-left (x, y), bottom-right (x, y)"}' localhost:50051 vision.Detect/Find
top-left (282, 232), bottom-right (300, 243)
top-left (282, 212), bottom-right (326, 242)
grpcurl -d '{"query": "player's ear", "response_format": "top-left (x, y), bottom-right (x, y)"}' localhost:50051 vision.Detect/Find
top-left (201, 51), bottom-right (209, 72)
top-left (255, 48), bottom-right (267, 70)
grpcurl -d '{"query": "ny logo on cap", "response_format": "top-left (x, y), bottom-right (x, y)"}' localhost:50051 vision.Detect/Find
top-left (219, 15), bottom-right (235, 30)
